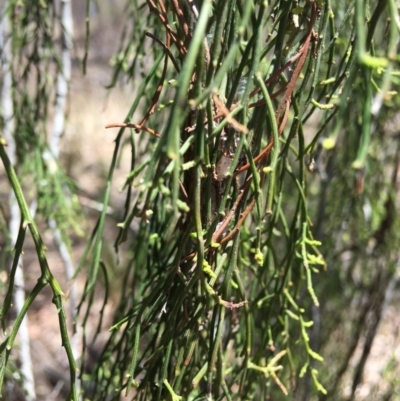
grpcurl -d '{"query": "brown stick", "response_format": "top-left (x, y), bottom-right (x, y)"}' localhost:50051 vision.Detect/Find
top-left (146, 0), bottom-right (187, 56)
top-left (212, 189), bottom-right (245, 243)
top-left (138, 31), bottom-right (171, 129)
top-left (171, 0), bottom-right (191, 40)
top-left (212, 93), bottom-right (249, 134)
top-left (145, 32), bottom-right (180, 72)
top-left (234, 2), bottom-right (318, 175)
top-left (219, 198), bottom-right (256, 245)
top-left (105, 123), bottom-right (161, 138)
top-left (275, 2), bottom-right (317, 128)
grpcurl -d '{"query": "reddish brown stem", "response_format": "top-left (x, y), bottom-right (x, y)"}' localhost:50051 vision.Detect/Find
top-left (105, 123), bottom-right (161, 138)
top-left (146, 0), bottom-right (186, 56)
top-left (138, 31), bottom-right (171, 129)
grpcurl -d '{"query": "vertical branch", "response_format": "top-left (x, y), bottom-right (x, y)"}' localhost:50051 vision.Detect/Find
top-left (0, 5), bottom-right (36, 401)
top-left (50, 0), bottom-right (73, 158)
top-left (51, 0), bottom-right (75, 326)
top-left (49, 0), bottom-right (81, 395)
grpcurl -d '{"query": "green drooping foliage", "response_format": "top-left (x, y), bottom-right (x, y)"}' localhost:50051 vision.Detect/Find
top-left (1, 0), bottom-right (400, 400)
top-left (75, 1), bottom-right (400, 400)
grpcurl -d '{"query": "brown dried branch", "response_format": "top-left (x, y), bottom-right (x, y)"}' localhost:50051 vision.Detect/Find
top-left (138, 31), bottom-right (171, 129)
top-left (105, 123), bottom-right (161, 138)
top-left (171, 0), bottom-right (191, 40)
top-left (146, 0), bottom-right (187, 56)
top-left (212, 93), bottom-right (249, 134)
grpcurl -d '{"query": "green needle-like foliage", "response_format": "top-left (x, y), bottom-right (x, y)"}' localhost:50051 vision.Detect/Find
top-left (1, 0), bottom-right (400, 400)
top-left (77, 0), bottom-right (399, 399)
